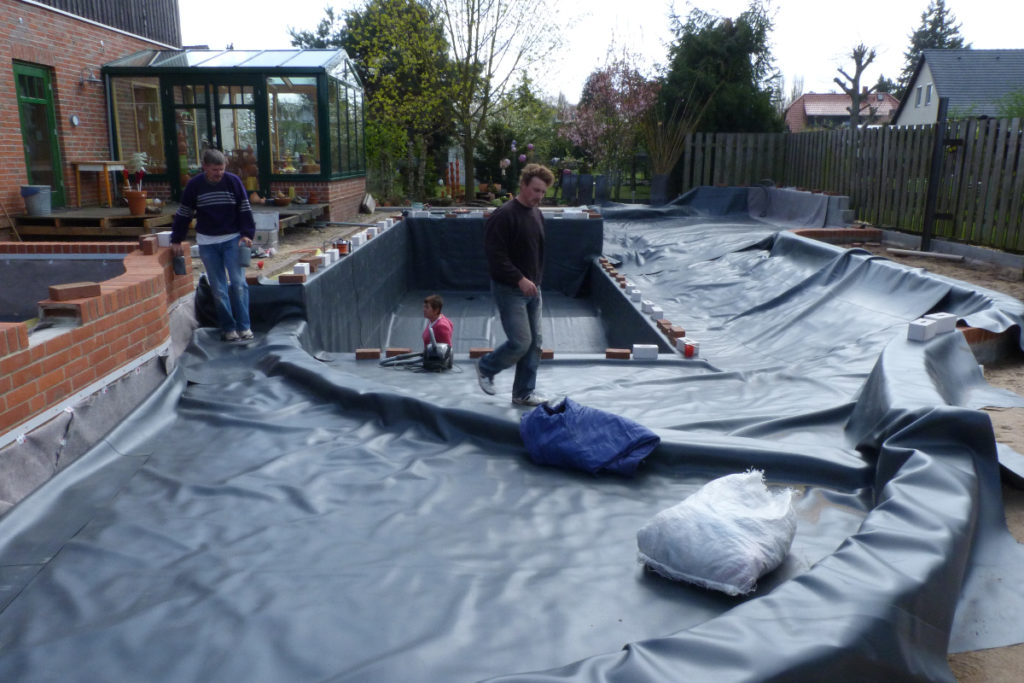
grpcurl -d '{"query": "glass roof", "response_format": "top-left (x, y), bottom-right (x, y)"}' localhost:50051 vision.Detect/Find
top-left (105, 49), bottom-right (353, 72)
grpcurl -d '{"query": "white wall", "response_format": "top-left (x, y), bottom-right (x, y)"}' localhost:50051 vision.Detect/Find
top-left (896, 62), bottom-right (938, 126)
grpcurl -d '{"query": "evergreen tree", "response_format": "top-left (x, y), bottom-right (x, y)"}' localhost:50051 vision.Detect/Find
top-left (896, 0), bottom-right (969, 99)
top-left (661, 1), bottom-right (781, 134)
top-left (873, 74), bottom-right (898, 95)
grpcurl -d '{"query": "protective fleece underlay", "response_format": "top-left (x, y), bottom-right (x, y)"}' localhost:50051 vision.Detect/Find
top-left (1, 196), bottom-right (1023, 681)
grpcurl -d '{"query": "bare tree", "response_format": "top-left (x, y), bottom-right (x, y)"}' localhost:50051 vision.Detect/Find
top-left (834, 43), bottom-right (877, 130)
top-left (432, 0), bottom-right (561, 193)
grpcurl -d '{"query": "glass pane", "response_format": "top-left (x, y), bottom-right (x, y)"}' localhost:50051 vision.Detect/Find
top-left (341, 87), bottom-right (352, 172)
top-left (105, 50), bottom-right (161, 68)
top-left (329, 79), bottom-right (341, 175)
top-left (199, 50), bottom-right (262, 67)
top-left (218, 85), bottom-right (254, 106)
top-left (244, 50), bottom-right (303, 68)
top-left (267, 77), bottom-right (320, 174)
top-left (174, 84), bottom-right (206, 106)
top-left (23, 100), bottom-right (56, 187)
top-left (175, 106), bottom-right (209, 185)
top-left (111, 77), bottom-right (166, 174)
top-left (284, 51), bottom-right (338, 67)
top-left (221, 108), bottom-right (260, 191)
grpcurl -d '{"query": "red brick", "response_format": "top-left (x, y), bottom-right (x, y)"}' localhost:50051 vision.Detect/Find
top-left (278, 273), bottom-right (307, 284)
top-left (5, 380), bottom-right (39, 408)
top-left (45, 379), bottom-right (73, 405)
top-left (355, 348), bottom-right (381, 360)
top-left (605, 348), bottom-right (631, 360)
top-left (386, 347), bottom-right (412, 357)
top-left (541, 348), bottom-right (554, 360)
top-left (469, 347), bottom-right (493, 359)
top-left (48, 282), bottom-right (101, 301)
top-left (0, 402), bottom-right (33, 433)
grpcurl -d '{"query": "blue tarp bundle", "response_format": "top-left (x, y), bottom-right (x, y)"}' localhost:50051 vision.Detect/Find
top-left (520, 398), bottom-right (661, 476)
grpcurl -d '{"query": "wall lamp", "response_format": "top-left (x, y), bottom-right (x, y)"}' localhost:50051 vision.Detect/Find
top-left (79, 68), bottom-right (103, 87)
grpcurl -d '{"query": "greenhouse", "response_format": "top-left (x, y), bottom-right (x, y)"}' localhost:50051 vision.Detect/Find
top-left (101, 49), bottom-right (365, 205)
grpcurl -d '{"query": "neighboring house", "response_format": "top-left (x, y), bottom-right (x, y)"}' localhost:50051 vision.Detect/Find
top-left (893, 49), bottom-right (1024, 126)
top-left (785, 91), bottom-right (900, 133)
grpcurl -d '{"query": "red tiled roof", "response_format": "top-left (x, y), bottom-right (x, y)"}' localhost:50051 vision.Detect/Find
top-left (785, 92), bottom-right (901, 132)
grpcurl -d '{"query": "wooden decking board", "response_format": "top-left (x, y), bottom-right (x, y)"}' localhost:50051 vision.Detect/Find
top-left (12, 204), bottom-right (327, 239)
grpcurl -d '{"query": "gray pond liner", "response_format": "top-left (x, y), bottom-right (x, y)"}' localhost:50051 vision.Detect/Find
top-left (1, 187), bottom-right (1024, 681)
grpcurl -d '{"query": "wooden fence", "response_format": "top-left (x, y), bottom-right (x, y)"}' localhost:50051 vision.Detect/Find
top-left (679, 118), bottom-right (1024, 253)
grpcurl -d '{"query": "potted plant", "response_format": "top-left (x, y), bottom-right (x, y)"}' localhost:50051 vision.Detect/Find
top-left (123, 152), bottom-right (148, 215)
top-left (641, 92), bottom-right (714, 206)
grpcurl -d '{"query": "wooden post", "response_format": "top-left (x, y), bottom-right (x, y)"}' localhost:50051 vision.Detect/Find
top-left (921, 97), bottom-right (949, 252)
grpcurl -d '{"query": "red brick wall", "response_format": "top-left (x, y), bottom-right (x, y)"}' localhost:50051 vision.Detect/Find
top-left (268, 177), bottom-right (367, 221)
top-left (138, 177), bottom-right (367, 221)
top-left (0, 237), bottom-right (194, 435)
top-left (1, 1), bottom-right (171, 222)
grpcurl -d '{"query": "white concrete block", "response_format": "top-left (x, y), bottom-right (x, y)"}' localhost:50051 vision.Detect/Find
top-left (641, 300), bottom-right (654, 314)
top-left (155, 230), bottom-right (172, 247)
top-left (632, 344), bottom-right (658, 360)
top-left (908, 318), bottom-right (938, 341)
top-left (630, 289), bottom-right (642, 302)
top-left (326, 249), bottom-right (339, 263)
top-left (293, 262), bottom-right (311, 276)
top-left (924, 312), bottom-right (957, 334)
top-left (650, 306), bottom-right (664, 319)
top-left (677, 337), bottom-right (700, 358)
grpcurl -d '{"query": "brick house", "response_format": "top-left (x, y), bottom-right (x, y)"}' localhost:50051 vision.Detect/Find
top-left (785, 91), bottom-right (901, 133)
top-left (2, 0), bottom-right (182, 220)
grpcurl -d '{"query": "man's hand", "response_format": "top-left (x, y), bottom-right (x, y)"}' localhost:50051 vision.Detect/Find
top-left (518, 277), bottom-right (538, 297)
top-left (240, 236), bottom-right (253, 248)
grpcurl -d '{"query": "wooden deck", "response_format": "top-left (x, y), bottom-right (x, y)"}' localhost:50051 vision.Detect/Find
top-left (11, 203), bottom-right (328, 239)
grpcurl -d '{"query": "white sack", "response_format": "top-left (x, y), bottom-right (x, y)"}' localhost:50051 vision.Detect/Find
top-left (636, 470), bottom-right (796, 596)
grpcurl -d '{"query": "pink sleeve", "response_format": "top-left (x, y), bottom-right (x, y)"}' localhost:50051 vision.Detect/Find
top-left (432, 316), bottom-right (454, 345)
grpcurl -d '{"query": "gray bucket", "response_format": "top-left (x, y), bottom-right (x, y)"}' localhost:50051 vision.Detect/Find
top-left (20, 185), bottom-right (51, 216)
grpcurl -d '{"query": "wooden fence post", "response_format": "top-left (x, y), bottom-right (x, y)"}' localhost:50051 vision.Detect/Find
top-left (921, 97), bottom-right (950, 252)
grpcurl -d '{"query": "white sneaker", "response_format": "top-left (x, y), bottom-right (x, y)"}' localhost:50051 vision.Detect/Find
top-left (221, 330), bottom-right (240, 342)
top-left (512, 393), bottom-right (548, 407)
top-left (238, 329), bottom-right (254, 341)
top-left (475, 361), bottom-right (496, 395)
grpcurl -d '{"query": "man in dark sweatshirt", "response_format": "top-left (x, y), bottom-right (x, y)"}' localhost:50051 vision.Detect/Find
top-left (476, 163), bottom-right (555, 406)
top-left (171, 148), bottom-right (256, 342)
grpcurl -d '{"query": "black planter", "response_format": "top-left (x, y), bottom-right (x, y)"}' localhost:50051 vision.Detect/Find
top-left (650, 173), bottom-right (672, 206)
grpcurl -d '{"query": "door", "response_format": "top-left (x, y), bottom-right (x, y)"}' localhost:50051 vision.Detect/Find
top-left (14, 62), bottom-right (64, 207)
top-left (164, 79), bottom-right (263, 198)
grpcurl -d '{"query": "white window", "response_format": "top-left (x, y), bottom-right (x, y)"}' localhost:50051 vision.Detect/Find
top-left (915, 86), bottom-right (922, 107)
top-left (925, 84), bottom-right (932, 105)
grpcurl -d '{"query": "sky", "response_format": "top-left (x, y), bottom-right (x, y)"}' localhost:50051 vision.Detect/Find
top-left (177, 0), bottom-right (1024, 103)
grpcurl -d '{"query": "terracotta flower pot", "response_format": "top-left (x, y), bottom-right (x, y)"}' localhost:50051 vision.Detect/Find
top-left (126, 190), bottom-right (147, 215)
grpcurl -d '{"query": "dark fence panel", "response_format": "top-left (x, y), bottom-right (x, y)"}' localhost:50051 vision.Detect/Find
top-left (678, 119), bottom-right (1024, 253)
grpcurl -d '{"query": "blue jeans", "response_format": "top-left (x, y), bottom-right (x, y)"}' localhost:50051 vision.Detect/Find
top-left (478, 281), bottom-right (542, 399)
top-left (199, 239), bottom-right (250, 333)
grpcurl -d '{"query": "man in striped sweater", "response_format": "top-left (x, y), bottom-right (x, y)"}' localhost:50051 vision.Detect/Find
top-left (171, 149), bottom-right (256, 342)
